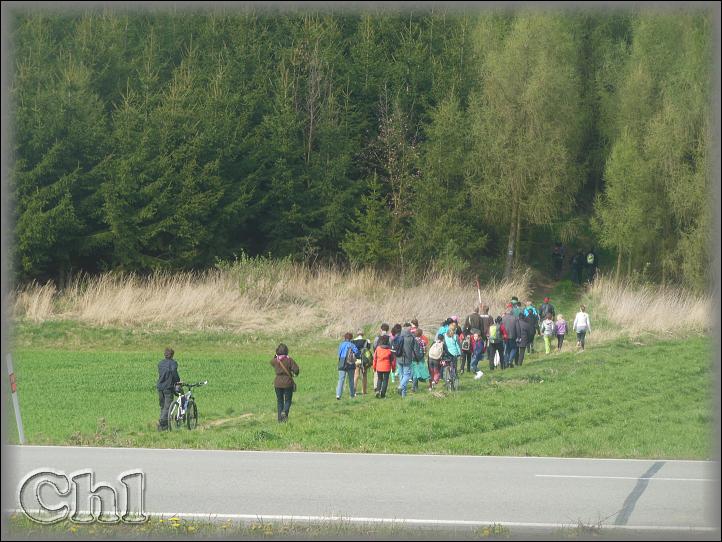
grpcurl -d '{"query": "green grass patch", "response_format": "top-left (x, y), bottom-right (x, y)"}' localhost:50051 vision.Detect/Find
top-left (6, 322), bottom-right (714, 459)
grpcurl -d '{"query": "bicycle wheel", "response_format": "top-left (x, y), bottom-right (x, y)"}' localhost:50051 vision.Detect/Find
top-left (186, 400), bottom-right (198, 430)
top-left (168, 401), bottom-right (183, 431)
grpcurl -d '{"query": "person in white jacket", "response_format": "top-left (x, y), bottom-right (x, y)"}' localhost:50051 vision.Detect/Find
top-left (573, 305), bottom-right (592, 351)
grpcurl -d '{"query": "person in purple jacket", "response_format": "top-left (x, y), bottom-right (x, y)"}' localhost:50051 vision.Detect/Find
top-left (555, 314), bottom-right (568, 352)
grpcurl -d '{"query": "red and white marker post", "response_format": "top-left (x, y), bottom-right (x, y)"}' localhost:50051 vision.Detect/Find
top-left (7, 353), bottom-right (26, 444)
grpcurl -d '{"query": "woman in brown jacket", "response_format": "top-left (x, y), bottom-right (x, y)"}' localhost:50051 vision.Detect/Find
top-left (270, 343), bottom-right (300, 422)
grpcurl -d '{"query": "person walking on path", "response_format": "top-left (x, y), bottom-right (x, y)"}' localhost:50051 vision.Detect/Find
top-left (585, 248), bottom-right (599, 283)
top-left (555, 314), bottom-right (567, 352)
top-left (427, 334), bottom-right (444, 388)
top-left (541, 313), bottom-right (556, 355)
top-left (523, 300), bottom-right (539, 354)
top-left (516, 313), bottom-right (535, 367)
top-left (573, 305), bottom-right (592, 351)
top-left (157, 347), bottom-right (181, 431)
top-left (352, 329), bottom-right (371, 396)
top-left (270, 343), bottom-right (299, 422)
top-left (539, 297), bottom-right (555, 320)
top-left (337, 332), bottom-right (360, 399)
top-left (511, 297), bottom-right (522, 318)
top-left (397, 323), bottom-right (422, 397)
top-left (501, 307), bottom-right (521, 369)
top-left (411, 328), bottom-right (430, 392)
top-left (443, 326), bottom-right (462, 381)
top-left (487, 316), bottom-right (504, 371)
top-left (373, 335), bottom-right (396, 398)
top-left (463, 306), bottom-right (483, 336)
top-left (470, 330), bottom-right (485, 378)
top-left (372, 323), bottom-right (390, 391)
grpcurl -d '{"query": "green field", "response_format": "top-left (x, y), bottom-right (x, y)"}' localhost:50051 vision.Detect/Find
top-left (7, 321), bottom-right (714, 459)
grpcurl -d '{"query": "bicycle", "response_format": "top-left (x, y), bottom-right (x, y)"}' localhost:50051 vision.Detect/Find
top-left (439, 357), bottom-right (460, 392)
top-left (168, 380), bottom-right (207, 430)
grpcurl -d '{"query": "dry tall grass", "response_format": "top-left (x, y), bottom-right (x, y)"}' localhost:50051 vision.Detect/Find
top-left (11, 263), bottom-right (531, 337)
top-left (587, 275), bottom-right (713, 339)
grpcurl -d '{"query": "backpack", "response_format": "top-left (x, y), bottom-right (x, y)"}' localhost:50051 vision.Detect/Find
top-left (361, 347), bottom-right (373, 369)
top-left (461, 336), bottom-right (471, 352)
top-left (392, 335), bottom-right (404, 358)
top-left (428, 341), bottom-right (444, 361)
top-left (489, 324), bottom-right (501, 343)
top-left (344, 346), bottom-right (357, 370)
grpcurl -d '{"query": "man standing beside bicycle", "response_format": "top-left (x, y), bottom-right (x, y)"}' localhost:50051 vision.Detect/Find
top-left (157, 347), bottom-right (181, 431)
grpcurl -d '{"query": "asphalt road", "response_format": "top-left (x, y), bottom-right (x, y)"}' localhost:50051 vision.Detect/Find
top-left (5, 445), bottom-right (719, 537)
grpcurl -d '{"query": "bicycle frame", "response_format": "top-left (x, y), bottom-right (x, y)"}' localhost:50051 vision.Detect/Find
top-left (170, 381), bottom-right (206, 423)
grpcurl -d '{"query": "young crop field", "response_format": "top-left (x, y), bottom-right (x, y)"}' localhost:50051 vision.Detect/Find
top-left (7, 322), bottom-right (714, 460)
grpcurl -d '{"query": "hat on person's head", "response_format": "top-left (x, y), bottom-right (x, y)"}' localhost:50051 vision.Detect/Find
top-left (544, 297), bottom-right (550, 303)
top-left (451, 315), bottom-right (459, 322)
top-left (511, 296), bottom-right (519, 305)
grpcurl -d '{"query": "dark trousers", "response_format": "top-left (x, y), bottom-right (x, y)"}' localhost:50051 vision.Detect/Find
top-left (158, 389), bottom-right (174, 429)
top-left (377, 371), bottom-right (390, 397)
top-left (487, 343), bottom-right (501, 370)
top-left (517, 347), bottom-right (526, 367)
top-left (557, 334), bottom-right (565, 350)
top-left (275, 386), bottom-right (293, 420)
top-left (461, 351), bottom-right (472, 372)
top-left (504, 340), bottom-right (518, 369)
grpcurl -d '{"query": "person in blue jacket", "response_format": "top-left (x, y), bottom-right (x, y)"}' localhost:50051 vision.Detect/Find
top-left (337, 332), bottom-right (360, 400)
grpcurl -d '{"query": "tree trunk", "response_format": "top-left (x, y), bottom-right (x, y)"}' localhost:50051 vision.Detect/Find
top-left (615, 250), bottom-right (622, 283)
top-left (504, 201), bottom-right (517, 278)
top-left (626, 251), bottom-right (632, 279)
top-left (514, 210), bottom-right (522, 268)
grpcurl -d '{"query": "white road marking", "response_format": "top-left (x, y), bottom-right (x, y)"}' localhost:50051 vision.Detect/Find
top-left (536, 474), bottom-right (717, 482)
top-left (6, 509), bottom-right (718, 532)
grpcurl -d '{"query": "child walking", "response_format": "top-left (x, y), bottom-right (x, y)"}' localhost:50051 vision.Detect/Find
top-left (541, 313), bottom-right (556, 355)
top-left (373, 335), bottom-right (396, 398)
top-left (555, 314), bottom-right (567, 352)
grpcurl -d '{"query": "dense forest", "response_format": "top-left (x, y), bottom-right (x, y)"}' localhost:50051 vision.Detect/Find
top-left (7, 6), bottom-right (714, 291)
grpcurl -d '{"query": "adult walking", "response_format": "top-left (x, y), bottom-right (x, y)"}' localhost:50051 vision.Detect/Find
top-left (573, 305), bottom-right (592, 351)
top-left (373, 335), bottom-right (396, 398)
top-left (539, 297), bottom-right (555, 320)
top-left (487, 316), bottom-right (504, 371)
top-left (585, 248), bottom-right (599, 283)
top-left (352, 329), bottom-right (371, 396)
top-left (337, 332), bottom-right (360, 399)
top-left (411, 328), bottom-right (430, 392)
top-left (157, 347), bottom-right (181, 431)
top-left (270, 343), bottom-right (299, 422)
top-left (463, 306), bottom-right (483, 336)
top-left (501, 308), bottom-right (520, 369)
top-left (517, 314), bottom-right (535, 367)
top-left (443, 324), bottom-right (462, 378)
top-left (523, 300), bottom-right (539, 354)
top-left (397, 323), bottom-right (422, 398)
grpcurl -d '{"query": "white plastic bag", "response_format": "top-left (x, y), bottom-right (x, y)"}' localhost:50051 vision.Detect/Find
top-left (494, 350), bottom-right (500, 367)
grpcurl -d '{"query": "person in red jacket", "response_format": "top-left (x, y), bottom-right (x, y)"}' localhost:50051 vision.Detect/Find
top-left (373, 335), bottom-right (396, 399)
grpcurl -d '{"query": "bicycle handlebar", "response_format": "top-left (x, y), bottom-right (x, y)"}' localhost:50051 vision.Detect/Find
top-left (176, 380), bottom-right (208, 388)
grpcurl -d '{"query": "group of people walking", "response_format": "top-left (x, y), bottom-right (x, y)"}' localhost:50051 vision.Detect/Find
top-left (332, 297), bottom-right (593, 403)
top-left (158, 299), bottom-right (593, 427)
